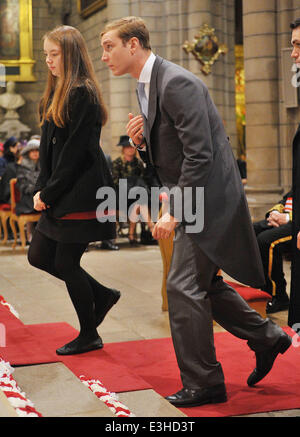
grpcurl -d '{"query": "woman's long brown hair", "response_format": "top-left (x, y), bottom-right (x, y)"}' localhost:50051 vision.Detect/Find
top-left (40, 25), bottom-right (107, 128)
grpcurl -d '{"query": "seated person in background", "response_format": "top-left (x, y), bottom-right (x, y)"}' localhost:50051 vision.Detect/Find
top-left (253, 191), bottom-right (292, 314)
top-left (0, 138), bottom-right (20, 204)
top-left (0, 136), bottom-right (19, 178)
top-left (96, 151), bottom-right (119, 250)
top-left (112, 135), bottom-right (154, 245)
top-left (15, 139), bottom-right (40, 242)
top-left (29, 134), bottom-right (41, 141)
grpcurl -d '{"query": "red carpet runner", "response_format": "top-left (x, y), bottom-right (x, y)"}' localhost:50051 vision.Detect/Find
top-left (104, 328), bottom-right (300, 417)
top-left (1, 299), bottom-right (300, 416)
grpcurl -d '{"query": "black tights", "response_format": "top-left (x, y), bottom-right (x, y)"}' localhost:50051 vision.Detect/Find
top-left (28, 230), bottom-right (110, 339)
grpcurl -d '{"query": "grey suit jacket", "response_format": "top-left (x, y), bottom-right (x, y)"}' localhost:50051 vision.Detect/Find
top-left (139, 55), bottom-right (264, 288)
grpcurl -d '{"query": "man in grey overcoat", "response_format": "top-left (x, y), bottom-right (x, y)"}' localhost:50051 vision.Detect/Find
top-left (101, 16), bottom-right (292, 408)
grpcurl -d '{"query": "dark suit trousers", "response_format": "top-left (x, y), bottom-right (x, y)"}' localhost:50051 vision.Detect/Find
top-left (167, 225), bottom-right (284, 389)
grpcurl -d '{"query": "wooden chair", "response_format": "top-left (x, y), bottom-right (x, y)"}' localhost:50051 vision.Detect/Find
top-left (157, 194), bottom-right (174, 311)
top-left (159, 240), bottom-right (270, 318)
top-left (158, 232), bottom-right (174, 311)
top-left (0, 202), bottom-right (11, 244)
top-left (9, 178), bottom-right (41, 249)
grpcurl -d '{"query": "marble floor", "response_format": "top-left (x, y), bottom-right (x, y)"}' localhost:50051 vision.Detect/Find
top-left (0, 237), bottom-right (298, 418)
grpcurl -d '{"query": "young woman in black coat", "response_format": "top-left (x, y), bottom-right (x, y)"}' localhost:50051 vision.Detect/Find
top-left (28, 25), bottom-right (120, 355)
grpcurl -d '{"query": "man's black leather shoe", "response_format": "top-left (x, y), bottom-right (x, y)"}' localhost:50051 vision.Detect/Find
top-left (97, 241), bottom-right (119, 251)
top-left (266, 296), bottom-right (290, 314)
top-left (56, 336), bottom-right (103, 355)
top-left (165, 384), bottom-right (227, 407)
top-left (247, 333), bottom-right (292, 386)
top-left (95, 289), bottom-right (121, 327)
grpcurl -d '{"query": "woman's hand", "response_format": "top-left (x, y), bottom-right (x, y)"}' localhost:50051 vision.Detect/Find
top-left (33, 191), bottom-right (47, 211)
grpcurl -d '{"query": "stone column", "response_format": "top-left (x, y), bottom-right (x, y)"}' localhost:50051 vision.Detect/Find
top-left (101, 0), bottom-right (132, 158)
top-left (277, 0), bottom-right (300, 193)
top-left (184, 0), bottom-right (237, 152)
top-left (101, 0), bottom-right (166, 157)
top-left (292, 0), bottom-right (300, 17)
top-left (13, 0), bottom-right (64, 135)
top-left (211, 0), bottom-right (237, 154)
top-left (243, 0), bottom-right (282, 219)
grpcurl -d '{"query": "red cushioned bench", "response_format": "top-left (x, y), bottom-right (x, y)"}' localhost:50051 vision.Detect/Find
top-left (226, 281), bottom-right (271, 318)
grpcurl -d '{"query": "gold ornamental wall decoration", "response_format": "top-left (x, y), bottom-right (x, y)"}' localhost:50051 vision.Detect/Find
top-left (0, 0), bottom-right (36, 82)
top-left (183, 24), bottom-right (228, 75)
top-left (77, 0), bottom-right (107, 18)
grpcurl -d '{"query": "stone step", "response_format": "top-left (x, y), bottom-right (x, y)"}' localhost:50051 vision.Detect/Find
top-left (0, 389), bottom-right (18, 417)
top-left (13, 363), bottom-right (115, 417)
top-left (12, 362), bottom-right (186, 417)
top-left (118, 389), bottom-right (186, 417)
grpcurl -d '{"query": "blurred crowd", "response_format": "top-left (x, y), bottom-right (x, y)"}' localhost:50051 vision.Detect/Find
top-left (0, 134), bottom-right (158, 248)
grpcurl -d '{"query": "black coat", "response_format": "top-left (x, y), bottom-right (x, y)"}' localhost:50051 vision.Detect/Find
top-left (35, 86), bottom-right (115, 221)
top-left (0, 162), bottom-right (17, 204)
top-left (289, 124), bottom-right (300, 327)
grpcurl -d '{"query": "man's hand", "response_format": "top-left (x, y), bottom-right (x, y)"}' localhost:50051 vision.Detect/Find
top-left (152, 212), bottom-right (178, 240)
top-left (267, 211), bottom-right (288, 227)
top-left (33, 191), bottom-right (47, 211)
top-left (126, 113), bottom-right (144, 146)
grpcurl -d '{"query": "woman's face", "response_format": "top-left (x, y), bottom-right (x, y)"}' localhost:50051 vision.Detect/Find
top-left (43, 38), bottom-right (62, 78)
top-left (28, 149), bottom-right (39, 161)
top-left (10, 143), bottom-right (19, 155)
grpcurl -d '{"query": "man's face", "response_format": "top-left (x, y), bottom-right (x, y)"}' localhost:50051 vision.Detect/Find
top-left (291, 27), bottom-right (300, 67)
top-left (101, 29), bottom-right (133, 76)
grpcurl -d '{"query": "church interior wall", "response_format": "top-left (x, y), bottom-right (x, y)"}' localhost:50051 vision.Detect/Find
top-left (1, 0), bottom-right (300, 217)
top-left (0, 0), bottom-right (238, 160)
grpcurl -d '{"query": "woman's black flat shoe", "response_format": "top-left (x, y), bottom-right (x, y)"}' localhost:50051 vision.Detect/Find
top-left (56, 336), bottom-right (103, 355)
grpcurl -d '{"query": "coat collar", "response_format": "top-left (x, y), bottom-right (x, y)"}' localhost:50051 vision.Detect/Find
top-left (135, 55), bottom-right (163, 132)
top-left (148, 55), bottom-right (163, 133)
top-left (136, 55), bottom-right (163, 164)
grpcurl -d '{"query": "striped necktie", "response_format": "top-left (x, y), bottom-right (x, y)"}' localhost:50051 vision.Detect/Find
top-left (137, 82), bottom-right (148, 118)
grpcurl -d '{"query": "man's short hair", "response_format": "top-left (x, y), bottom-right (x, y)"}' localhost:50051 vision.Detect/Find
top-left (290, 18), bottom-right (300, 30)
top-left (100, 16), bottom-right (151, 50)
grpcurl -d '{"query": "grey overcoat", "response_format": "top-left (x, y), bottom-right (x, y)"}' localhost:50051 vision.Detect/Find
top-left (140, 55), bottom-right (264, 288)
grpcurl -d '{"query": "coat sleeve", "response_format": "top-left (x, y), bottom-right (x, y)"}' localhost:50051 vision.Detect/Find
top-left (39, 87), bottom-right (99, 206)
